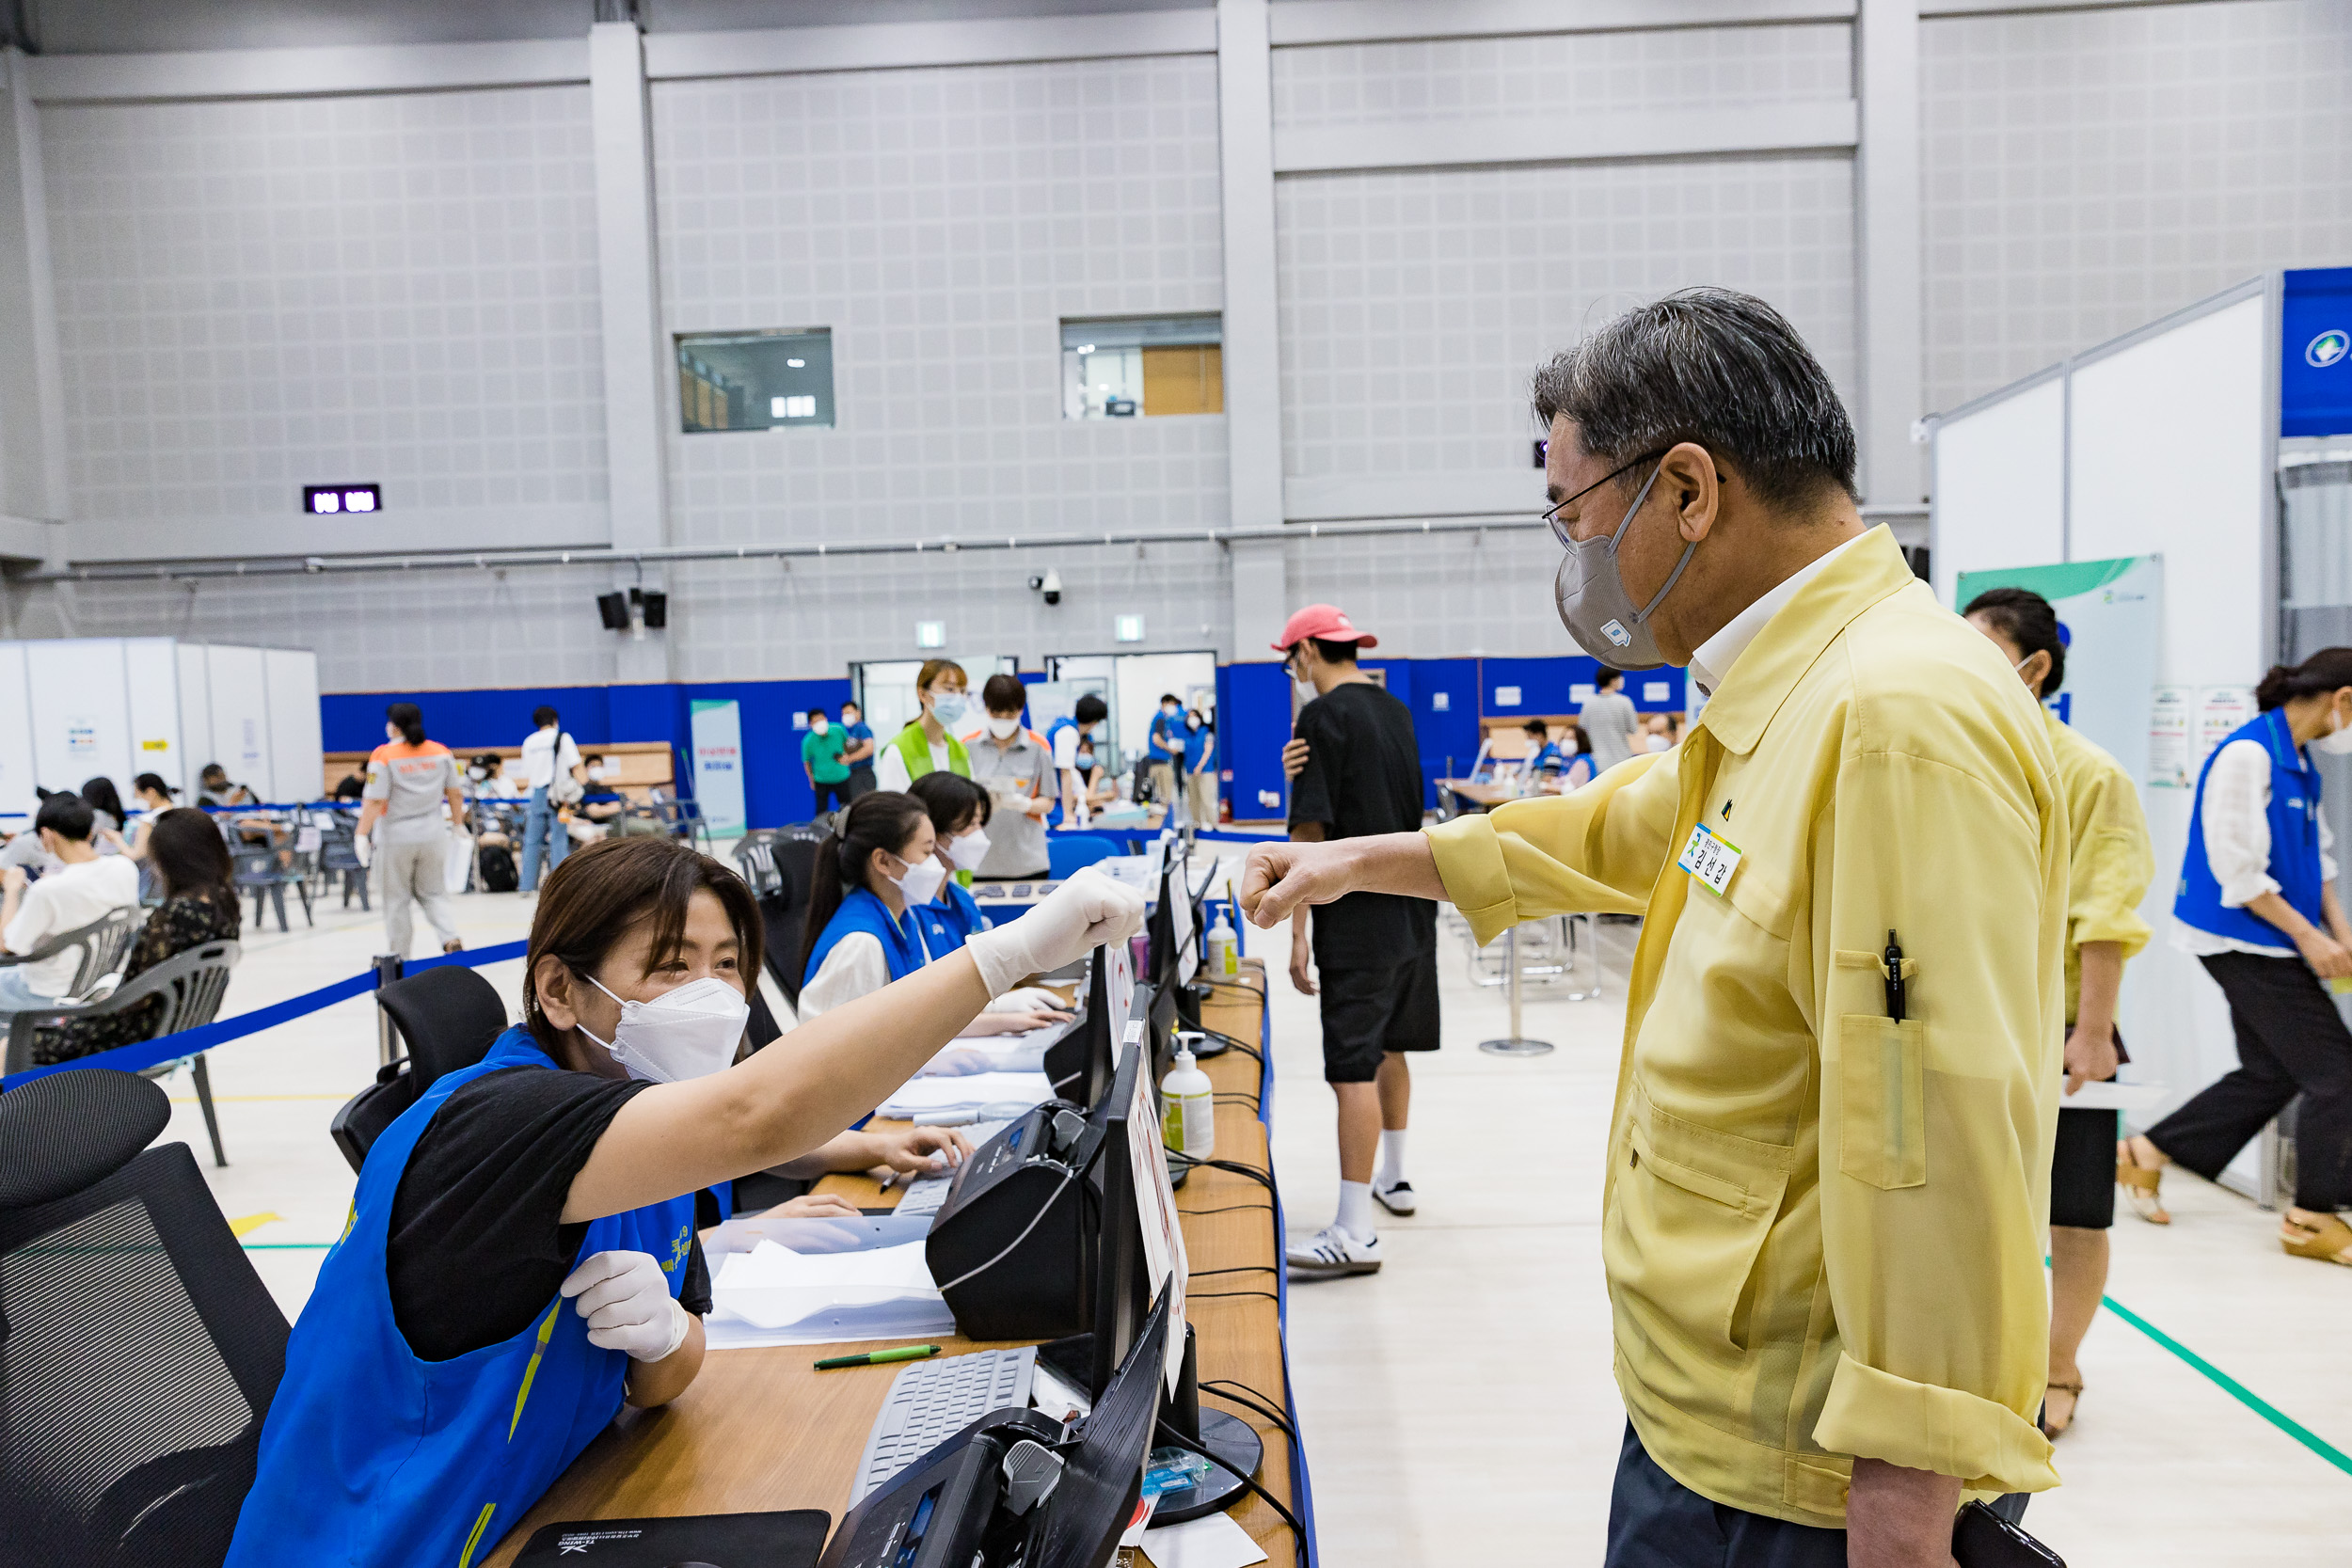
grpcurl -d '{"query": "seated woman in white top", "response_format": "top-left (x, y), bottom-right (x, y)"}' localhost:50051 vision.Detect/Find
top-left (796, 792), bottom-right (1071, 1028)
top-left (0, 792), bottom-right (142, 1019)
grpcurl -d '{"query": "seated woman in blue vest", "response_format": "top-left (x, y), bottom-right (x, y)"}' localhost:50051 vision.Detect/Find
top-left (226, 833), bottom-right (1143, 1568)
top-left (798, 792), bottom-right (1073, 1028)
top-left (905, 771), bottom-right (1072, 1016)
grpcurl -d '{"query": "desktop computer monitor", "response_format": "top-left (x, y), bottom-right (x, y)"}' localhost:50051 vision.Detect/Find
top-left (1043, 938), bottom-right (1134, 1110)
top-left (1026, 1284), bottom-right (1172, 1568)
top-left (1082, 1034), bottom-right (1151, 1399)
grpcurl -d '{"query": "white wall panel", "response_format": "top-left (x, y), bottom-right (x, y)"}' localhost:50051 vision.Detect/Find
top-left (0, 643), bottom-right (34, 820)
top-left (121, 636), bottom-right (185, 793)
top-left (262, 647), bottom-right (323, 803)
top-left (26, 638), bottom-right (131, 796)
top-left (203, 644), bottom-right (272, 799)
top-left (1928, 374), bottom-right (2064, 606)
top-left (176, 641), bottom-right (214, 785)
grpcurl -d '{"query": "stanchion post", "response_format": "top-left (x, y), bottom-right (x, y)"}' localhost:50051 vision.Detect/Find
top-left (1478, 923), bottom-right (1555, 1057)
top-left (373, 954), bottom-right (404, 1068)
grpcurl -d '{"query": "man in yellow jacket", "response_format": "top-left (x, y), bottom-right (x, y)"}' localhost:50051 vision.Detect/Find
top-left (1242, 290), bottom-right (2066, 1566)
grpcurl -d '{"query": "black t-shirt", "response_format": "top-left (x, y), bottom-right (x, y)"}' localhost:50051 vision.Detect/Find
top-left (388, 1067), bottom-right (712, 1363)
top-left (1286, 679), bottom-right (1438, 971)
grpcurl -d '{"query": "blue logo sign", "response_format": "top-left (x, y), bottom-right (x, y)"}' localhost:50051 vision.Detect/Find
top-left (2309, 329), bottom-right (2349, 370)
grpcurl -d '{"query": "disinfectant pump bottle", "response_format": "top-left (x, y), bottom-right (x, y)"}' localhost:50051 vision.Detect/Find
top-left (1161, 1045), bottom-right (1216, 1161)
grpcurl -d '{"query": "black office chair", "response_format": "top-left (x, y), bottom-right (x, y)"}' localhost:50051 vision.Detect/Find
top-left (0, 1069), bottom-right (289, 1568)
top-left (5, 941), bottom-right (243, 1169)
top-left (762, 831), bottom-right (824, 1009)
top-left (733, 829), bottom-right (783, 897)
top-left (0, 905), bottom-right (147, 1001)
top-left (328, 965), bottom-right (511, 1175)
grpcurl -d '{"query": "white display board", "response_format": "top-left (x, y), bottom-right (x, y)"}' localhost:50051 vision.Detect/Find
top-left (262, 648), bottom-right (322, 804)
top-left (1931, 279), bottom-right (2277, 1188)
top-left (204, 644), bottom-right (272, 799)
top-left (0, 643), bottom-right (33, 820)
top-left (26, 640), bottom-right (134, 799)
top-left (124, 638), bottom-right (186, 792)
top-left (175, 643), bottom-right (212, 792)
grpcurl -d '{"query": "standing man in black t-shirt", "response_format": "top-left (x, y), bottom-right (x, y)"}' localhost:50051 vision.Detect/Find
top-left (1273, 603), bottom-right (1438, 1277)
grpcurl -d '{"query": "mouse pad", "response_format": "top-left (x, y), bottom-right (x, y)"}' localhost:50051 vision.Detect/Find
top-left (514, 1510), bottom-right (831, 1567)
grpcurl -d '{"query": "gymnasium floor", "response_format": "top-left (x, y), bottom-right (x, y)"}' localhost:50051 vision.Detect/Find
top-left (154, 876), bottom-right (2348, 1566)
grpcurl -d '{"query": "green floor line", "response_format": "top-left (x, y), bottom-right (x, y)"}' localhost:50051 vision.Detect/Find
top-left (2101, 1293), bottom-right (2352, 1478)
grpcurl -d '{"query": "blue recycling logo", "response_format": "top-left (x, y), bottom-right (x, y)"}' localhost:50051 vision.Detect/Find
top-left (2309, 329), bottom-right (2350, 369)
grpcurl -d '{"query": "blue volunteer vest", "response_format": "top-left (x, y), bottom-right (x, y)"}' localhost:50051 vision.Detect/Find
top-left (803, 885), bottom-right (928, 987)
top-left (2174, 707), bottom-right (2327, 948)
top-left (914, 881), bottom-right (990, 962)
top-left (226, 1029), bottom-right (698, 1568)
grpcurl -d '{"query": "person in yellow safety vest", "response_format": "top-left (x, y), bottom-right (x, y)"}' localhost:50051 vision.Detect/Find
top-left (1239, 289), bottom-right (2067, 1565)
top-left (875, 658), bottom-right (974, 793)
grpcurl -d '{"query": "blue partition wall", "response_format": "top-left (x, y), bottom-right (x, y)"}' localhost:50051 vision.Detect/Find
top-left (323, 655), bottom-right (1691, 829)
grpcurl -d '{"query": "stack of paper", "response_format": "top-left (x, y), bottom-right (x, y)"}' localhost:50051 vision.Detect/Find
top-left (914, 1015), bottom-right (1075, 1078)
top-left (706, 1235), bottom-right (955, 1348)
top-left (878, 1069), bottom-right (1055, 1121)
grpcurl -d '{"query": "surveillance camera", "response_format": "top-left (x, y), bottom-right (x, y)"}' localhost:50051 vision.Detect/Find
top-left (1033, 568), bottom-right (1062, 606)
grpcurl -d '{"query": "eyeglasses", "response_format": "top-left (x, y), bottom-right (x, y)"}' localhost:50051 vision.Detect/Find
top-left (1538, 449), bottom-right (1671, 549)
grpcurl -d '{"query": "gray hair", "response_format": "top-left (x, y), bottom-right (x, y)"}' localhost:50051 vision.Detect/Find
top-left (1531, 288), bottom-right (1857, 510)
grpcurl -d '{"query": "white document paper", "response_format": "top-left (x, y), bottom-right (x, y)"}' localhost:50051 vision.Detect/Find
top-left (707, 1238), bottom-right (956, 1347)
top-left (2060, 1078), bottom-right (2169, 1111)
top-left (879, 1069), bottom-right (1055, 1120)
top-left (1141, 1512), bottom-right (1269, 1568)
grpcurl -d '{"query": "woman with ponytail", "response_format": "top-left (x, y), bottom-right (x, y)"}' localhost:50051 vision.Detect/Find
top-left (796, 791), bottom-right (1071, 1031)
top-left (1966, 588), bottom-right (2155, 1437)
top-left (2122, 646), bottom-right (2352, 1268)
top-left (358, 700), bottom-right (468, 958)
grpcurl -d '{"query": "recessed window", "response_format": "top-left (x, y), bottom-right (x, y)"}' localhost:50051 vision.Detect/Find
top-left (1061, 314), bottom-right (1222, 420)
top-left (676, 327), bottom-right (833, 433)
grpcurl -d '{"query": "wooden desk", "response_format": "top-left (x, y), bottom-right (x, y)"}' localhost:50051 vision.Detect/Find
top-left (484, 959), bottom-right (1301, 1567)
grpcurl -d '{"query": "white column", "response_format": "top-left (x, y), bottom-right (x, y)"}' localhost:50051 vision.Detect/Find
top-left (1216, 0), bottom-right (1288, 649)
top-left (1854, 0), bottom-right (1924, 510)
top-left (0, 49), bottom-right (65, 533)
top-left (589, 20), bottom-right (671, 681)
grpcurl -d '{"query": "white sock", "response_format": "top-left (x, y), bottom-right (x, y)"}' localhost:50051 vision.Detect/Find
top-left (1336, 1180), bottom-right (1375, 1242)
top-left (1375, 1130), bottom-right (1408, 1189)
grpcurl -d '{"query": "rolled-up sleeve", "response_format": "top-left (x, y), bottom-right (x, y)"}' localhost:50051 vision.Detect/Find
top-left (2201, 739), bottom-right (2278, 908)
top-left (1808, 749), bottom-right (2062, 1496)
top-left (2072, 774), bottom-right (2154, 959)
top-left (1422, 751), bottom-right (1677, 946)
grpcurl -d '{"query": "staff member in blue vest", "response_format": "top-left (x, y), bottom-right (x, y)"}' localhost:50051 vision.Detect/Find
top-left (905, 772), bottom-right (1073, 1017)
top-left (1047, 692), bottom-right (1110, 828)
top-left (226, 834), bottom-right (1144, 1568)
top-left (2122, 647), bottom-right (2352, 1267)
top-left (798, 791), bottom-right (1073, 1030)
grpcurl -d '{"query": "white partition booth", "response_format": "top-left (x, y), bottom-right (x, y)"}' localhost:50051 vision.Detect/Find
top-left (1926, 274), bottom-right (2339, 1198)
top-left (0, 639), bottom-right (321, 820)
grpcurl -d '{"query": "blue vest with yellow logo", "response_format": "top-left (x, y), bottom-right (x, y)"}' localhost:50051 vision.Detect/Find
top-left (2175, 707), bottom-right (2327, 949)
top-left (803, 885), bottom-right (928, 987)
top-left (914, 881), bottom-right (990, 962)
top-left (225, 1028), bottom-right (698, 1568)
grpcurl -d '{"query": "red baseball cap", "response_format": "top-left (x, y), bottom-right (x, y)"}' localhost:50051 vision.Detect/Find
top-left (1272, 603), bottom-right (1377, 653)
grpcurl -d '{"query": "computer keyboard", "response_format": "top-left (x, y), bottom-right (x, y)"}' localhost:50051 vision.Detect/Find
top-left (894, 1119), bottom-right (1012, 1217)
top-left (850, 1345), bottom-right (1039, 1504)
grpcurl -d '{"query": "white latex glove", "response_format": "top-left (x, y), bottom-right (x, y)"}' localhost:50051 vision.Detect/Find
top-left (352, 832), bottom-right (373, 868)
top-left (963, 867), bottom-right (1145, 996)
top-left (559, 1249), bottom-right (692, 1362)
top-left (984, 986), bottom-right (1068, 1014)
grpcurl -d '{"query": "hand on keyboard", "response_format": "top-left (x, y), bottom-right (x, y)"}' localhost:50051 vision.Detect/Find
top-left (768, 1192), bottom-right (862, 1219)
top-left (876, 1123), bottom-right (976, 1176)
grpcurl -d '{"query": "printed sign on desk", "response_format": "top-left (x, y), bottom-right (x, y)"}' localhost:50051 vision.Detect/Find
top-left (688, 699), bottom-right (746, 836)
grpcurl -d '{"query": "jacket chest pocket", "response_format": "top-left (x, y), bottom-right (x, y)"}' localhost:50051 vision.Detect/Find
top-left (1605, 1114), bottom-right (1791, 1357)
top-left (1836, 1014), bottom-right (1927, 1189)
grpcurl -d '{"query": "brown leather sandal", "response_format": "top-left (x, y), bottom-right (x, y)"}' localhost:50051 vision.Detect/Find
top-left (2280, 1212), bottom-right (2352, 1266)
top-left (2041, 1378), bottom-right (2084, 1440)
top-left (2116, 1155), bottom-right (2170, 1225)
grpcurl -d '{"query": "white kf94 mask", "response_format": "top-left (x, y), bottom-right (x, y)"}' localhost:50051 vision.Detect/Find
top-left (577, 974), bottom-right (749, 1084)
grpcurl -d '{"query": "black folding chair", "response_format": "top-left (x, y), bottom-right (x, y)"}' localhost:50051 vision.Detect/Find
top-left (5, 941), bottom-right (244, 1168)
top-left (0, 1069), bottom-right (289, 1568)
top-left (327, 966), bottom-right (511, 1175)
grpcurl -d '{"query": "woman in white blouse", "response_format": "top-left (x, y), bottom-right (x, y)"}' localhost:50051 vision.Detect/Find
top-left (794, 791), bottom-right (1070, 1029)
top-left (2122, 649), bottom-right (2352, 1266)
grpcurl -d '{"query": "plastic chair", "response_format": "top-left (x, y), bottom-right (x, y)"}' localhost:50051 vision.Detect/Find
top-left (733, 829), bottom-right (784, 897)
top-left (1048, 835), bottom-right (1119, 879)
top-left (327, 966), bottom-right (511, 1175)
top-left (5, 941), bottom-right (245, 1168)
top-left (0, 905), bottom-right (147, 1001)
top-left (317, 817), bottom-right (369, 911)
top-left (232, 847), bottom-right (311, 934)
top-left (0, 1069), bottom-right (289, 1568)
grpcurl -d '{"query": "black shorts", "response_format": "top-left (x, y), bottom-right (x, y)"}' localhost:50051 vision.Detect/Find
top-left (1317, 947), bottom-right (1439, 1084)
top-left (2051, 1106), bottom-right (2119, 1229)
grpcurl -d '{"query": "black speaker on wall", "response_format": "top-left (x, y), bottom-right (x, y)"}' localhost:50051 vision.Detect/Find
top-left (641, 591), bottom-right (668, 629)
top-left (596, 591), bottom-right (629, 630)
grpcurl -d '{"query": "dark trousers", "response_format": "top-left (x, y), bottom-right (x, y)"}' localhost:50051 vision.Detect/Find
top-left (1604, 1423), bottom-right (2024, 1567)
top-left (2150, 952), bottom-right (2352, 1210)
top-left (810, 778), bottom-right (854, 814)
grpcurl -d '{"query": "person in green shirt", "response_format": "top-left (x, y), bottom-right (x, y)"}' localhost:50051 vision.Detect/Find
top-left (802, 708), bottom-right (854, 814)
